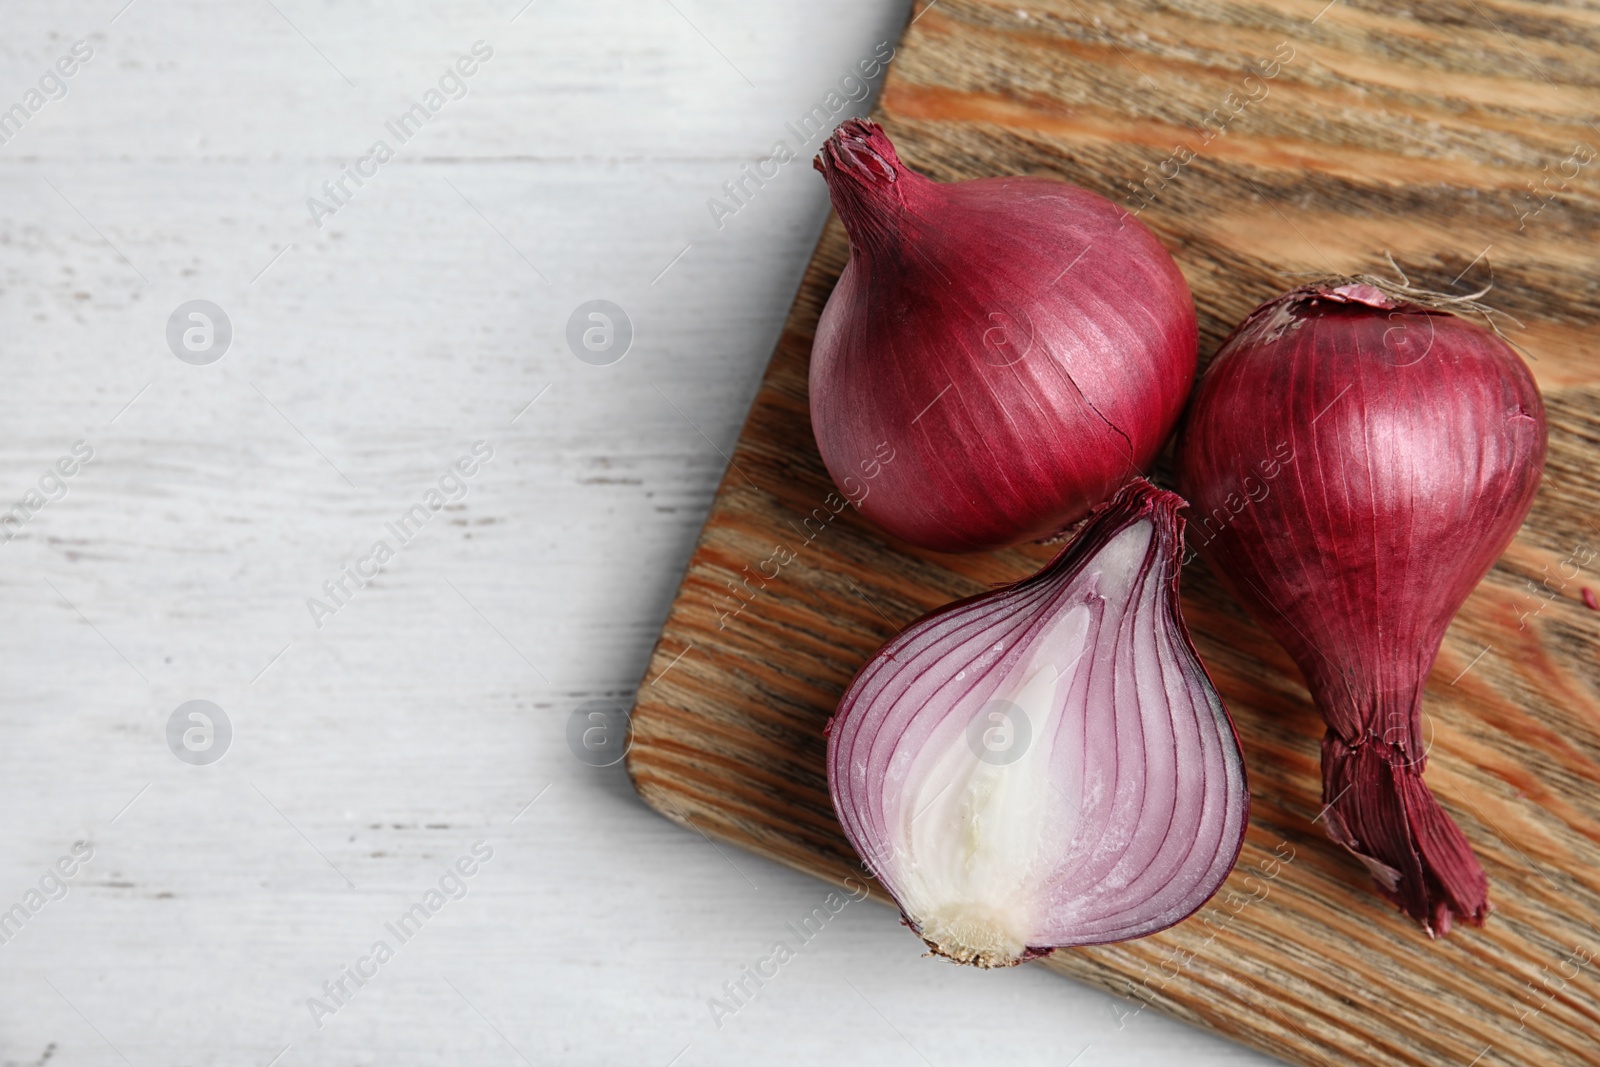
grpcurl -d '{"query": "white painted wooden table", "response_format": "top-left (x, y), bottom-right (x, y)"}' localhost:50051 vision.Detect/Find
top-left (0, 2), bottom-right (1275, 1063)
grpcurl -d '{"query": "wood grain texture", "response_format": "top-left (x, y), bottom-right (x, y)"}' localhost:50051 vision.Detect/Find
top-left (628, 1), bottom-right (1600, 1064)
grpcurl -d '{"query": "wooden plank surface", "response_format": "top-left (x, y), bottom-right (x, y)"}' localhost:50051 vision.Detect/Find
top-left (627, 1), bottom-right (1600, 1064)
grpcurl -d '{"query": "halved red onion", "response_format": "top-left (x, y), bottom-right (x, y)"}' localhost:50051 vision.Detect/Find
top-left (827, 480), bottom-right (1249, 966)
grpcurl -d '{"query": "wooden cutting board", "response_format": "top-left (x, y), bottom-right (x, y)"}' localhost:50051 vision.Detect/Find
top-left (626, 2), bottom-right (1600, 1063)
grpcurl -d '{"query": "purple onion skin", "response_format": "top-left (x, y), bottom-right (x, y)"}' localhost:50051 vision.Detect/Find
top-left (1177, 282), bottom-right (1546, 936)
top-left (827, 479), bottom-right (1249, 966)
top-left (810, 120), bottom-right (1197, 553)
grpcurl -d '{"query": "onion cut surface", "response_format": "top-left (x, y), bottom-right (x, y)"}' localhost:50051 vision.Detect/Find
top-left (827, 480), bottom-right (1248, 966)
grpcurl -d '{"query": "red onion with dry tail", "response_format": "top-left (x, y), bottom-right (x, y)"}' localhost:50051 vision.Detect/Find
top-left (1177, 280), bottom-right (1546, 936)
top-left (809, 120), bottom-right (1197, 553)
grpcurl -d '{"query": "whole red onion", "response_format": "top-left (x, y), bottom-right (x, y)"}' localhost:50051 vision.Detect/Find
top-left (1177, 280), bottom-right (1546, 936)
top-left (827, 479), bottom-right (1249, 966)
top-left (809, 120), bottom-right (1197, 553)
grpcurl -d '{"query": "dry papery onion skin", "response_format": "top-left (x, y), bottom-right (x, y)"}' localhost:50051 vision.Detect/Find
top-left (808, 119), bottom-right (1198, 553)
top-left (826, 479), bottom-right (1249, 967)
top-left (1177, 278), bottom-right (1546, 936)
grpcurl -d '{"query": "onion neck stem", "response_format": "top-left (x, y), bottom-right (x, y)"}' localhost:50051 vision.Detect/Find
top-left (814, 118), bottom-right (930, 256)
